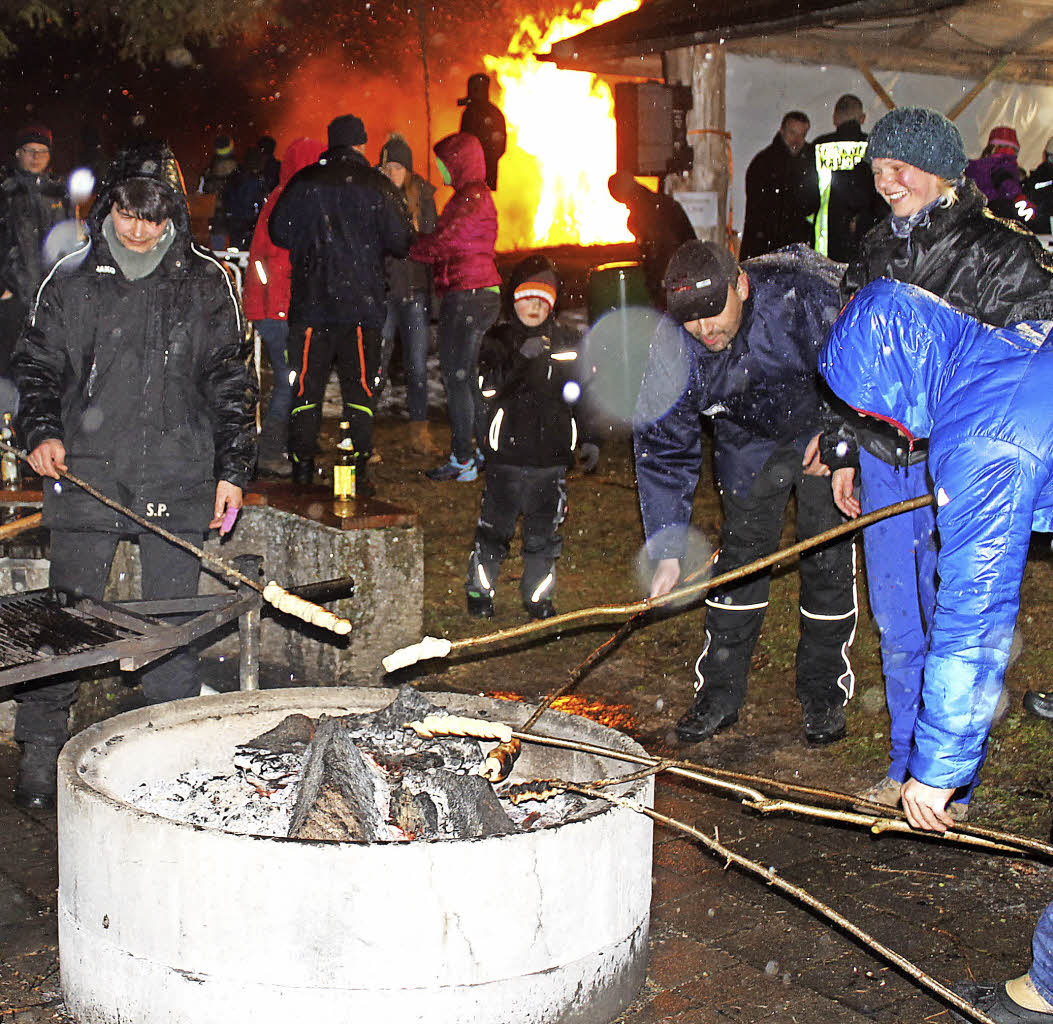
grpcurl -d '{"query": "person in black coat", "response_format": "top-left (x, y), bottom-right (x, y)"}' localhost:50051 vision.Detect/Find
top-left (10, 141), bottom-right (257, 809)
top-left (634, 241), bottom-right (856, 748)
top-left (607, 171), bottom-right (696, 307)
top-left (810, 94), bottom-right (884, 262)
top-left (740, 111), bottom-right (818, 259)
top-left (465, 255), bottom-right (597, 620)
top-left (1025, 135), bottom-right (1053, 234)
top-left (458, 73), bottom-right (506, 192)
top-left (269, 113), bottom-right (413, 487)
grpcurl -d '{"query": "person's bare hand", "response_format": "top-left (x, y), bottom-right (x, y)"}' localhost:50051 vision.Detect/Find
top-left (650, 558), bottom-right (681, 598)
top-left (209, 480), bottom-right (243, 534)
top-left (831, 467), bottom-right (861, 518)
top-left (28, 439), bottom-right (67, 479)
top-left (901, 779), bottom-right (956, 832)
top-left (802, 433), bottom-right (830, 477)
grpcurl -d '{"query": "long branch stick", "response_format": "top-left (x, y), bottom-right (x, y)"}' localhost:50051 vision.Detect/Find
top-left (552, 781), bottom-right (1000, 1024)
top-left (384, 493), bottom-right (933, 670)
top-left (0, 511), bottom-right (41, 540)
top-left (0, 439), bottom-right (351, 635)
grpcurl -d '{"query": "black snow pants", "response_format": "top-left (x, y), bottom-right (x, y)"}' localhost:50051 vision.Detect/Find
top-left (287, 322), bottom-right (382, 460)
top-left (696, 446), bottom-right (857, 716)
top-left (466, 463), bottom-right (567, 607)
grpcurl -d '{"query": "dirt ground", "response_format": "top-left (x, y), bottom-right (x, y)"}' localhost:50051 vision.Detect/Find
top-left (2, 255), bottom-right (1053, 1019)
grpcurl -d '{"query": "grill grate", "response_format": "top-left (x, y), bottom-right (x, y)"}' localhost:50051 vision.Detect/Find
top-left (0, 591), bottom-right (138, 670)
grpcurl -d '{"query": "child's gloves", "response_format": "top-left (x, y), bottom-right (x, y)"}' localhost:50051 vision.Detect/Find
top-left (519, 336), bottom-right (548, 359)
top-left (577, 442), bottom-right (600, 473)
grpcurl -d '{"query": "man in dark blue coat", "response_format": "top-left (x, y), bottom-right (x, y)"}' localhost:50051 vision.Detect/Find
top-left (634, 241), bottom-right (856, 746)
top-left (269, 113), bottom-right (413, 488)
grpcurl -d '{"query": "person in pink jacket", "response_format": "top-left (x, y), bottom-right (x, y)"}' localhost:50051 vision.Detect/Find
top-left (409, 132), bottom-right (501, 482)
top-left (242, 137), bottom-right (324, 475)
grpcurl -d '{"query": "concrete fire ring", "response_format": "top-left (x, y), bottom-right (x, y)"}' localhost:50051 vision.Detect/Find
top-left (58, 688), bottom-right (653, 1023)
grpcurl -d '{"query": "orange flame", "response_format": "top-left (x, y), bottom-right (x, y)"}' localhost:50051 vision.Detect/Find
top-left (485, 0), bottom-right (641, 249)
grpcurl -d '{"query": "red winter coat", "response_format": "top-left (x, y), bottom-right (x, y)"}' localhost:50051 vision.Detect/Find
top-left (409, 132), bottom-right (500, 296)
top-left (241, 137), bottom-right (324, 321)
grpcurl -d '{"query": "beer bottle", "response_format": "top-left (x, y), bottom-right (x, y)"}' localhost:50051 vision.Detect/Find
top-left (333, 420), bottom-right (356, 517)
top-left (1, 412), bottom-right (20, 490)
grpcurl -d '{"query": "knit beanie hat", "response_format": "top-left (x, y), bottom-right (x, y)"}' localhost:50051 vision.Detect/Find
top-left (379, 134), bottom-right (413, 173)
top-left (514, 268), bottom-right (558, 311)
top-left (328, 114), bottom-right (367, 149)
top-left (15, 124), bottom-right (52, 150)
top-left (865, 107), bottom-right (967, 180)
top-left (664, 240), bottom-right (741, 324)
top-left (986, 125), bottom-right (1020, 152)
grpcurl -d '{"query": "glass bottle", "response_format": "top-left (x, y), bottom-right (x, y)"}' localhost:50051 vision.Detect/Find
top-left (333, 420), bottom-right (356, 517)
top-left (1, 412), bottom-right (20, 490)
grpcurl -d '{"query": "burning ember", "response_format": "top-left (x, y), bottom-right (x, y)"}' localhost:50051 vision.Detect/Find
top-left (486, 690), bottom-right (637, 732)
top-left (487, 0), bottom-right (642, 249)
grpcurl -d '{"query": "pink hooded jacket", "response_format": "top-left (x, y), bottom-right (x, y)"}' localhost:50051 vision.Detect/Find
top-left (409, 132), bottom-right (500, 295)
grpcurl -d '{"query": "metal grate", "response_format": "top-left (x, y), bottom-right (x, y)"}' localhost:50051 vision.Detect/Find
top-left (0, 590), bottom-right (137, 670)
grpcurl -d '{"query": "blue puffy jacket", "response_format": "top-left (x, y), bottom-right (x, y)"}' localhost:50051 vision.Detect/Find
top-left (634, 245), bottom-right (843, 560)
top-left (820, 278), bottom-right (1053, 788)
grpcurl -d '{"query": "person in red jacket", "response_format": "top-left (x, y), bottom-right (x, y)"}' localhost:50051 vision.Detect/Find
top-left (242, 138), bottom-right (324, 475)
top-left (409, 132), bottom-right (501, 482)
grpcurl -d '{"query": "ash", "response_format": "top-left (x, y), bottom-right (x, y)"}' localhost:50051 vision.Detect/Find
top-left (123, 688), bottom-right (593, 840)
top-left (127, 748), bottom-right (306, 836)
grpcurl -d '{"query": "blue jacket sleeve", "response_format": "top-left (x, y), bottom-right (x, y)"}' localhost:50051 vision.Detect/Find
top-left (633, 320), bottom-right (705, 561)
top-left (908, 438), bottom-right (1038, 788)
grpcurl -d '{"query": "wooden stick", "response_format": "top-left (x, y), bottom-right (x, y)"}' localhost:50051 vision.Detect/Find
top-left (0, 439), bottom-right (351, 635)
top-left (550, 781), bottom-right (1000, 1024)
top-left (384, 493), bottom-right (933, 671)
top-left (0, 511), bottom-right (41, 540)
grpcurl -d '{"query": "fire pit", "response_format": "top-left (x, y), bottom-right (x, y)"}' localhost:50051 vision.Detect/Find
top-left (58, 687), bottom-right (653, 1023)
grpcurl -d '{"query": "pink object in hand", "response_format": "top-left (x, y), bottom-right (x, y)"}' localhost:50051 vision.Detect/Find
top-left (220, 507), bottom-right (239, 534)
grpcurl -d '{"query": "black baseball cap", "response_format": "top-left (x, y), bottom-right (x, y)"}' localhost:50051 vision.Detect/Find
top-left (664, 241), bottom-right (741, 323)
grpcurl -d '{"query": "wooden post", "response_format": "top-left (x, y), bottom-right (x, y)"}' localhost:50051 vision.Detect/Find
top-left (664, 44), bottom-right (729, 248)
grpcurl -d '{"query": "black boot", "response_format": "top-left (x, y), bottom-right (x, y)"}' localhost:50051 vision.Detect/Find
top-left (291, 457), bottom-right (316, 486)
top-left (1024, 691), bottom-right (1053, 720)
top-left (675, 692), bottom-right (739, 744)
top-left (354, 454), bottom-right (376, 499)
top-left (256, 420), bottom-right (291, 477)
top-left (14, 741), bottom-right (61, 810)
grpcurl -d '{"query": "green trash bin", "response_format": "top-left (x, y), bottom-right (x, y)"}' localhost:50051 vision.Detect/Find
top-left (584, 261), bottom-right (659, 427)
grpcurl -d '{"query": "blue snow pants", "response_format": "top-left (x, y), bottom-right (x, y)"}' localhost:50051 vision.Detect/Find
top-left (858, 448), bottom-right (980, 803)
top-left (1031, 901), bottom-right (1053, 1007)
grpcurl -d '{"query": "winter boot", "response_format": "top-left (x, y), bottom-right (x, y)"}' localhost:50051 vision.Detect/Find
top-left (291, 457), bottom-right (316, 486)
top-left (426, 454), bottom-right (477, 482)
top-left (466, 589), bottom-right (495, 618)
top-left (256, 419), bottom-right (291, 477)
top-left (524, 598), bottom-right (555, 620)
top-left (14, 741), bottom-right (61, 810)
top-left (802, 702), bottom-right (847, 745)
top-left (409, 421), bottom-right (441, 456)
top-left (675, 691), bottom-right (739, 744)
top-left (354, 454), bottom-right (376, 499)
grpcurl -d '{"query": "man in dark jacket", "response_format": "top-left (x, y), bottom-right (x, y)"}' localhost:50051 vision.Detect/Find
top-left (458, 73), bottom-right (506, 192)
top-left (634, 241), bottom-right (856, 746)
top-left (740, 111), bottom-right (818, 259)
top-left (10, 141), bottom-right (257, 809)
top-left (0, 124), bottom-right (69, 383)
top-left (811, 94), bottom-right (884, 262)
top-left (1025, 134), bottom-right (1053, 234)
top-left (608, 171), bottom-right (696, 307)
top-left (269, 114), bottom-right (413, 487)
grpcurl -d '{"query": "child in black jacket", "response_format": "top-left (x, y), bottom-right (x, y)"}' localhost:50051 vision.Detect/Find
top-left (465, 255), bottom-right (597, 619)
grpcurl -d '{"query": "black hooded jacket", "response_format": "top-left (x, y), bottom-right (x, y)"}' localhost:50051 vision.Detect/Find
top-left (0, 166), bottom-right (69, 303)
top-left (825, 178), bottom-right (1053, 468)
top-left (269, 146), bottom-right (413, 328)
top-left (478, 256), bottom-right (592, 469)
top-left (12, 144), bottom-right (257, 533)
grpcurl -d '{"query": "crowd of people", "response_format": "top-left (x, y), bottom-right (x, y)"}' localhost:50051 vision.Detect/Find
top-left (2, 89), bottom-right (1053, 1024)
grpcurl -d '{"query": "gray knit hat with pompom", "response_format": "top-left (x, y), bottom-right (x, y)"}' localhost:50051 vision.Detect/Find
top-left (865, 107), bottom-right (967, 180)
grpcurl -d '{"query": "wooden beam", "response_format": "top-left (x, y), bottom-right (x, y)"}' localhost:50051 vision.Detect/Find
top-left (947, 59), bottom-right (1008, 120)
top-left (848, 47), bottom-right (896, 109)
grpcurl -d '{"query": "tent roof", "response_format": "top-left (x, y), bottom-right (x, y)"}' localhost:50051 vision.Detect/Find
top-left (541, 0), bottom-right (1053, 86)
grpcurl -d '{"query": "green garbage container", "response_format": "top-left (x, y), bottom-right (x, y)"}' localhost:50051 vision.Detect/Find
top-left (585, 260), bottom-right (651, 325)
top-left (583, 261), bottom-right (660, 428)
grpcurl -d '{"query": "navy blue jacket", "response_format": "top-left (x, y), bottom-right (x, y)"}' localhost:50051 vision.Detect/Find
top-left (269, 147), bottom-right (412, 328)
top-left (634, 245), bottom-right (842, 560)
top-left (821, 278), bottom-right (1053, 789)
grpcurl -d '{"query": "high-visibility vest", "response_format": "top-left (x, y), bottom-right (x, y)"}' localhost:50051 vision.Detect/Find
top-left (814, 140), bottom-right (868, 256)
